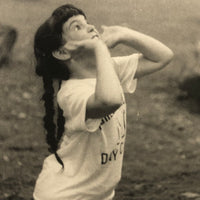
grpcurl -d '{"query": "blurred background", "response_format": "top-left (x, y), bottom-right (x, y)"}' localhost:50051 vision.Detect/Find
top-left (0, 0), bottom-right (200, 199)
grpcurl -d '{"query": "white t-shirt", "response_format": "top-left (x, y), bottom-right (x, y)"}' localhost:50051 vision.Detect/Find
top-left (33, 54), bottom-right (140, 200)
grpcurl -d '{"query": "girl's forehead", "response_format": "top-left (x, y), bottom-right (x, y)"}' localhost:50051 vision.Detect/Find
top-left (63, 15), bottom-right (86, 30)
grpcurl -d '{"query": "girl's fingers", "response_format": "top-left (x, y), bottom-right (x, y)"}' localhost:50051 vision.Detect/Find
top-left (65, 43), bottom-right (77, 51)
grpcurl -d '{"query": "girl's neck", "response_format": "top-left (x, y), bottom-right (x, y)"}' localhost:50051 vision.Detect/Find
top-left (68, 50), bottom-right (97, 79)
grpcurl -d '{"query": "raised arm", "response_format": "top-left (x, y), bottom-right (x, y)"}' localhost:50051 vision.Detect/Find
top-left (86, 40), bottom-right (123, 118)
top-left (66, 38), bottom-right (123, 119)
top-left (101, 26), bottom-right (174, 78)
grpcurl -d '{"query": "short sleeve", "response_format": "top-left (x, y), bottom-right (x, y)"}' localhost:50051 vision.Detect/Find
top-left (57, 80), bottom-right (101, 133)
top-left (113, 53), bottom-right (141, 93)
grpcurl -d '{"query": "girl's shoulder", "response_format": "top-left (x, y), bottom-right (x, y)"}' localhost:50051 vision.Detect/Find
top-left (57, 78), bottom-right (95, 102)
top-left (61, 78), bottom-right (96, 90)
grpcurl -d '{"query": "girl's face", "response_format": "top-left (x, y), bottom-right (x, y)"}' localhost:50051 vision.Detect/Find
top-left (62, 15), bottom-right (99, 42)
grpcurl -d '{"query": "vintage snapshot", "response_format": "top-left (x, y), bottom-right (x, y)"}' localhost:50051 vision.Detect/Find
top-left (0, 0), bottom-right (200, 200)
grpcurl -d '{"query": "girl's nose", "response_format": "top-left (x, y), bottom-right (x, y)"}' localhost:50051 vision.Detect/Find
top-left (87, 24), bottom-right (95, 32)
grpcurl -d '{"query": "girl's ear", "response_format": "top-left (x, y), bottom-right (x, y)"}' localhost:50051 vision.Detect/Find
top-left (52, 47), bottom-right (71, 60)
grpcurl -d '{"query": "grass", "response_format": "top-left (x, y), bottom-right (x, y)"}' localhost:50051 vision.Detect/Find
top-left (1, 0), bottom-right (200, 199)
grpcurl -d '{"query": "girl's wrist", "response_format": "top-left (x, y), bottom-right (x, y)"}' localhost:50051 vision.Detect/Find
top-left (94, 39), bottom-right (107, 51)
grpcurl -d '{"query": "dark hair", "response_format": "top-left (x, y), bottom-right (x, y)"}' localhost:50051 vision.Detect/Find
top-left (34, 4), bottom-right (86, 167)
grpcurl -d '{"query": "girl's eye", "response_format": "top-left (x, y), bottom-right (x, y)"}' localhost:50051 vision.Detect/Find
top-left (74, 25), bottom-right (81, 31)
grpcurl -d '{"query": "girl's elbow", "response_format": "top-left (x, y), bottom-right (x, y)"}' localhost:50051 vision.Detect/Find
top-left (159, 49), bottom-right (174, 68)
top-left (164, 49), bottom-right (174, 64)
top-left (100, 97), bottom-right (123, 111)
top-left (168, 49), bottom-right (174, 61)
top-left (155, 50), bottom-right (173, 72)
top-left (105, 98), bottom-right (123, 108)
top-left (106, 101), bottom-right (122, 113)
top-left (112, 100), bottom-right (123, 109)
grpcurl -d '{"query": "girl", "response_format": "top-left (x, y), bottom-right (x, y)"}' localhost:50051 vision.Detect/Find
top-left (33, 4), bottom-right (173, 200)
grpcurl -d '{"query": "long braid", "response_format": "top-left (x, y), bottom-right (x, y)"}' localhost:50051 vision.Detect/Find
top-left (42, 76), bottom-right (64, 168)
top-left (42, 76), bottom-right (57, 153)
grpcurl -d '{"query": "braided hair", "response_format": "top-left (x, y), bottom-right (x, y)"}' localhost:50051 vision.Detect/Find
top-left (34, 4), bottom-right (86, 167)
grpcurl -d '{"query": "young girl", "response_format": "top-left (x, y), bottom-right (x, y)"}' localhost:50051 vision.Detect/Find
top-left (33, 4), bottom-right (173, 200)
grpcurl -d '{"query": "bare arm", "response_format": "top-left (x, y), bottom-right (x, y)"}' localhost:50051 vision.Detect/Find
top-left (101, 26), bottom-right (174, 79)
top-left (86, 40), bottom-right (123, 119)
top-left (66, 39), bottom-right (123, 119)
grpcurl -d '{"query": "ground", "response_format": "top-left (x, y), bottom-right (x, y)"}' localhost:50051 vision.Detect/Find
top-left (0, 0), bottom-right (200, 199)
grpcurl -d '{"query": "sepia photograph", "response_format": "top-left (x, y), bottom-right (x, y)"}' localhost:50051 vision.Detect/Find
top-left (0, 0), bottom-right (200, 199)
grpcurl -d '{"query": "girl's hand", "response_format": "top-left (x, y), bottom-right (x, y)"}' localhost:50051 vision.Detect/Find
top-left (101, 25), bottom-right (127, 48)
top-left (64, 37), bottom-right (103, 52)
